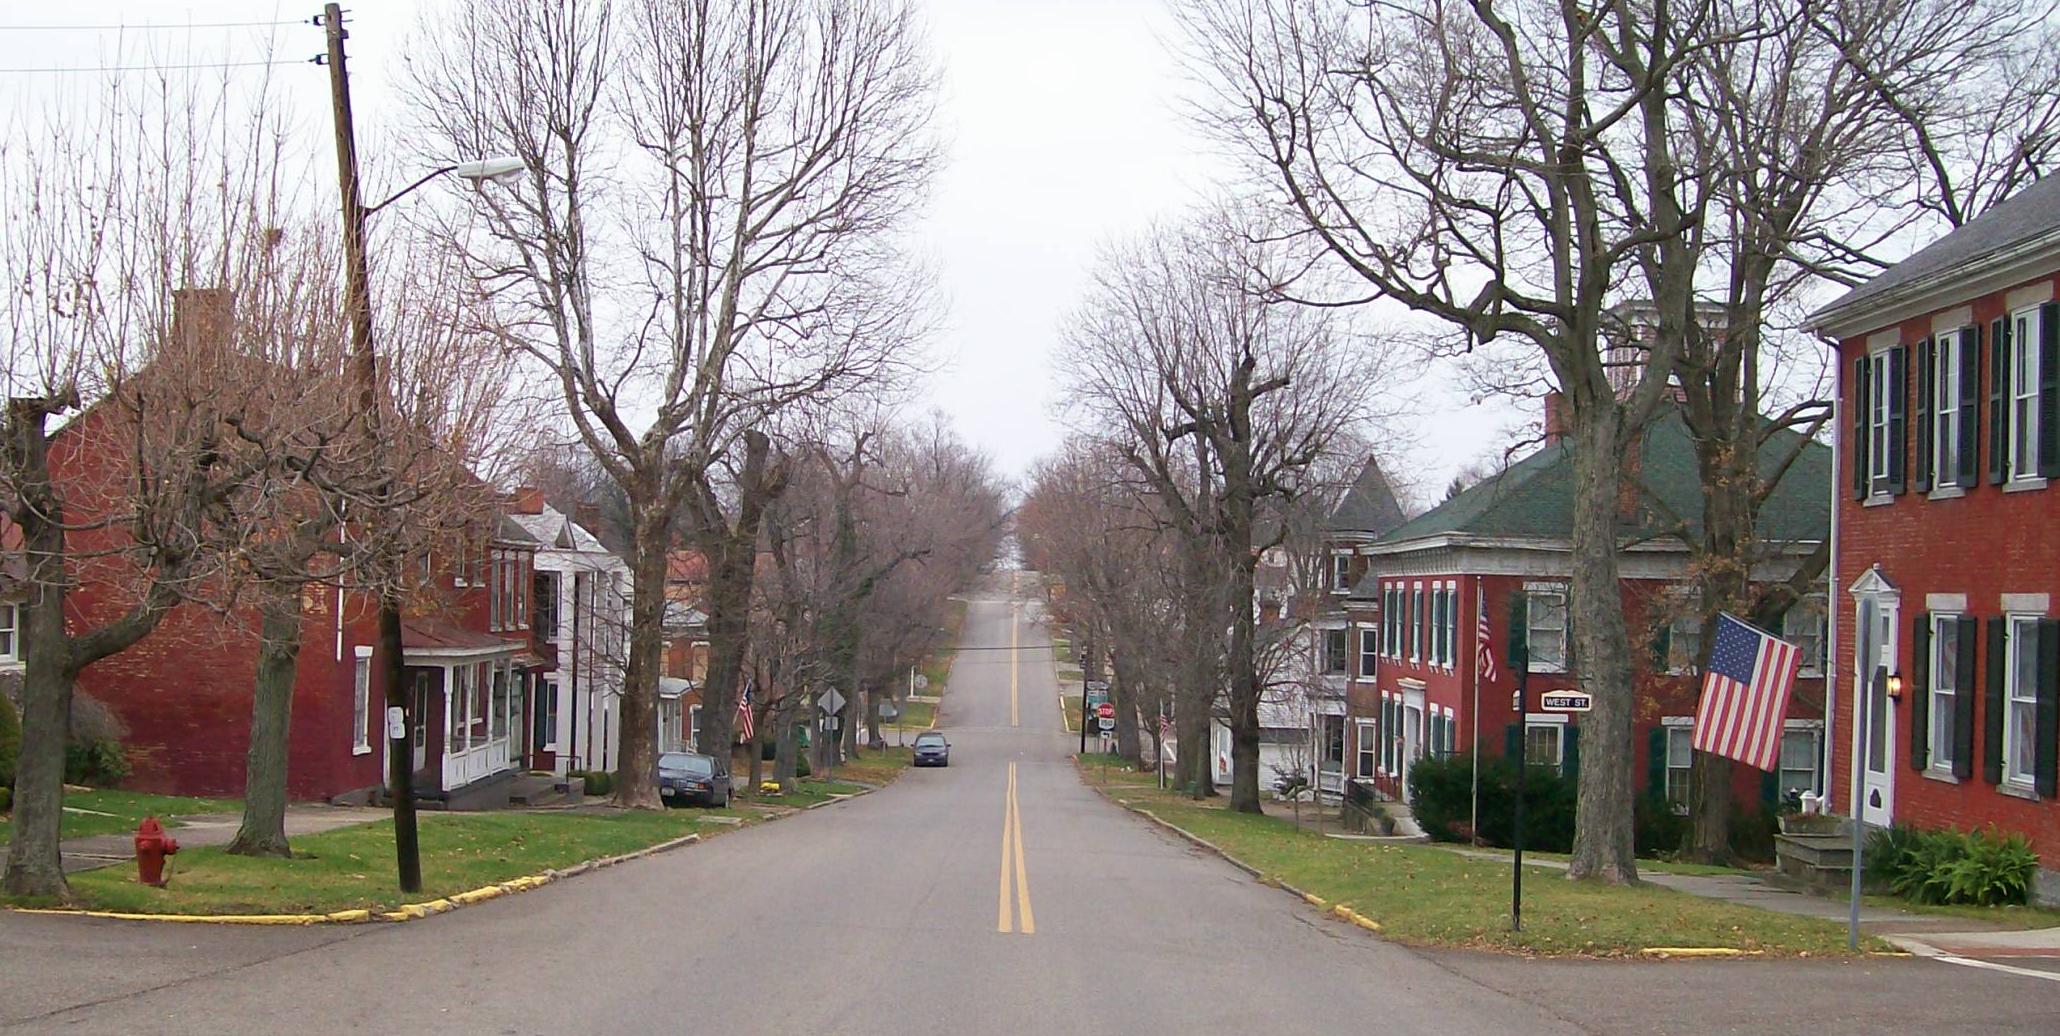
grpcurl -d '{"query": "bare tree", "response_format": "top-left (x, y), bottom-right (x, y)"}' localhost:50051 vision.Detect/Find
top-left (408, 0), bottom-right (938, 807)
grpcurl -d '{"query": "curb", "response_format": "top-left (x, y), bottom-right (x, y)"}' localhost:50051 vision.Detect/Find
top-left (11, 832), bottom-right (704, 927)
top-left (1640, 947), bottom-right (1761, 958)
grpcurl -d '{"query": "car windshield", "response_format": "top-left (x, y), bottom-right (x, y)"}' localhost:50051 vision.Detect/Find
top-left (658, 753), bottom-right (714, 775)
top-left (915, 734), bottom-right (945, 747)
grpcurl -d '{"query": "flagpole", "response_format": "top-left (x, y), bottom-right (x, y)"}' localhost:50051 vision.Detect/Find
top-left (1471, 576), bottom-right (1483, 846)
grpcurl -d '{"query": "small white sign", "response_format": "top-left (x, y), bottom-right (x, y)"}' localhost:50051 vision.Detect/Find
top-left (1539, 691), bottom-right (1593, 712)
top-left (386, 706), bottom-right (407, 740)
top-left (1097, 717), bottom-right (1115, 732)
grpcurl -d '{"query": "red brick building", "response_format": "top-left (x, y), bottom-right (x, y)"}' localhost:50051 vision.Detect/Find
top-left (1810, 176), bottom-right (2060, 902)
top-left (1343, 411), bottom-right (1831, 824)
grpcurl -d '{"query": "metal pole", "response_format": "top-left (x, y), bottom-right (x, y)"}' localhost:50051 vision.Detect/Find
top-left (1850, 599), bottom-right (1877, 951)
top-left (323, 1), bottom-right (420, 894)
top-left (1512, 665), bottom-right (1527, 932)
top-left (1471, 577), bottom-right (1484, 845)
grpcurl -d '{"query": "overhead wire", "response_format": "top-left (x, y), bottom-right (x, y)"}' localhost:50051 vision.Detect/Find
top-left (0, 20), bottom-right (299, 30)
top-left (0, 59), bottom-right (299, 74)
top-left (0, 16), bottom-right (304, 74)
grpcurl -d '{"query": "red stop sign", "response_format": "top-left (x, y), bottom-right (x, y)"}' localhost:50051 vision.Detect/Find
top-left (1095, 702), bottom-right (1116, 720)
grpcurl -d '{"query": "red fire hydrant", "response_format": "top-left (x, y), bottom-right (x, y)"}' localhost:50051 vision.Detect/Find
top-left (134, 816), bottom-right (179, 888)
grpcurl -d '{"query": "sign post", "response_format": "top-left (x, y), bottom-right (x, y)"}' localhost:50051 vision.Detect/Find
top-left (1507, 593), bottom-right (1531, 933)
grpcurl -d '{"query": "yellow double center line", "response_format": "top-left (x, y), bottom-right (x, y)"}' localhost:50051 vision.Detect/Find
top-left (997, 761), bottom-right (1035, 934)
top-left (1008, 603), bottom-right (1020, 728)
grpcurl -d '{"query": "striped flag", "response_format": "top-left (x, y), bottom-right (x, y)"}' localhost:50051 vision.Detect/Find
top-left (1475, 590), bottom-right (1498, 683)
top-left (736, 681), bottom-right (756, 742)
top-left (1691, 613), bottom-right (1803, 771)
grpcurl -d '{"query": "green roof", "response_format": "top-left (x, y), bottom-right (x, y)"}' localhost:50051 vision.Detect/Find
top-left (1378, 410), bottom-right (1829, 549)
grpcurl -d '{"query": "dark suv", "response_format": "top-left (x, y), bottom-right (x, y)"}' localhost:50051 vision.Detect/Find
top-left (912, 732), bottom-right (950, 767)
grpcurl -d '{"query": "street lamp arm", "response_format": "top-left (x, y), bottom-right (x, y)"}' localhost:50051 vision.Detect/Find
top-left (363, 165), bottom-right (460, 218)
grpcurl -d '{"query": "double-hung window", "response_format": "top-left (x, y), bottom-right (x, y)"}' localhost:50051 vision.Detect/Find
top-left (1526, 587), bottom-right (1568, 673)
top-left (1323, 628), bottom-right (1349, 674)
top-left (1358, 628), bottom-right (1378, 678)
top-left (1869, 351), bottom-right (1892, 488)
top-left (1383, 587), bottom-right (1399, 658)
top-left (1666, 613), bottom-right (1702, 675)
top-left (1929, 614), bottom-right (1962, 774)
top-left (2005, 616), bottom-right (2042, 787)
top-left (1665, 724), bottom-right (1693, 812)
top-left (1778, 726), bottom-right (1823, 799)
top-left (1525, 721), bottom-right (1565, 772)
top-left (1785, 597), bottom-right (1827, 678)
top-left (1331, 554), bottom-right (1351, 593)
top-left (1355, 720), bottom-right (1377, 778)
top-left (0, 603), bottom-right (17, 663)
top-left (2009, 307), bottom-right (2044, 481)
top-left (1409, 587), bottom-right (1423, 663)
top-left (1933, 333), bottom-right (1960, 483)
top-left (352, 652), bottom-right (372, 754)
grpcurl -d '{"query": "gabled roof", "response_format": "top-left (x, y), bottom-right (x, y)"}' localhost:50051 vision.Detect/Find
top-left (1375, 410), bottom-right (1829, 551)
top-left (505, 503), bottom-right (617, 559)
top-left (1325, 455), bottom-right (1408, 535)
top-left (1811, 175), bottom-right (2060, 334)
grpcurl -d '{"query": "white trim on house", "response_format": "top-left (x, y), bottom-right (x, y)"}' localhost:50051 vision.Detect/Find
top-left (1811, 232), bottom-right (2060, 340)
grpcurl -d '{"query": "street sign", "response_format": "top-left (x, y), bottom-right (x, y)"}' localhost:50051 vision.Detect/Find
top-left (1539, 691), bottom-right (1592, 712)
top-left (879, 701), bottom-right (900, 720)
top-left (914, 674), bottom-right (929, 690)
top-left (1094, 702), bottom-right (1116, 720)
top-left (819, 688), bottom-right (846, 715)
top-left (1085, 681), bottom-right (1109, 692)
top-left (1085, 688), bottom-right (1109, 707)
top-left (1097, 717), bottom-right (1115, 732)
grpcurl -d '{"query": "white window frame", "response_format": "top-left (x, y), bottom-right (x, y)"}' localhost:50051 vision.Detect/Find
top-left (1354, 719), bottom-right (1377, 778)
top-left (1934, 332), bottom-right (1960, 484)
top-left (1357, 628), bottom-right (1378, 679)
top-left (1663, 720), bottom-right (1693, 814)
top-left (1526, 586), bottom-right (1568, 674)
top-left (0, 602), bottom-right (18, 664)
top-left (1778, 722), bottom-right (1825, 800)
top-left (1524, 715), bottom-right (1566, 772)
top-left (1409, 585), bottom-right (1423, 663)
top-left (352, 646), bottom-right (373, 755)
top-left (2010, 307), bottom-right (2043, 481)
top-left (1666, 610), bottom-right (1702, 676)
top-left (2004, 614), bottom-right (2041, 788)
top-left (1928, 613), bottom-right (1961, 776)
top-left (1869, 347), bottom-right (1892, 486)
top-left (1331, 553), bottom-right (1351, 594)
top-left (1785, 596), bottom-right (1827, 679)
top-left (539, 676), bottom-right (562, 751)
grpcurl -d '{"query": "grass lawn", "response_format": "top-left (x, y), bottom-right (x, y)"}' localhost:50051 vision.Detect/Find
top-left (749, 779), bottom-right (871, 809)
top-left (1062, 695), bottom-right (1082, 733)
top-left (0, 790), bottom-right (238, 844)
top-left (837, 746), bottom-right (913, 785)
top-left (1081, 763), bottom-right (1883, 957)
top-left (59, 808), bottom-right (738, 916)
top-left (1053, 637), bottom-right (1074, 665)
top-left (889, 699), bottom-right (936, 730)
top-left (1853, 893), bottom-right (2060, 929)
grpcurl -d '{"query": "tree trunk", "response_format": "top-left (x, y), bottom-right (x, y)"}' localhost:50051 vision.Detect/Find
top-left (3, 402), bottom-right (79, 902)
top-left (1225, 553), bottom-right (1263, 814)
top-left (774, 705), bottom-right (799, 791)
top-left (692, 431), bottom-right (781, 762)
top-left (1110, 652), bottom-right (1144, 767)
top-left (227, 588), bottom-right (305, 858)
top-left (614, 487), bottom-right (673, 810)
top-left (1565, 409), bottom-right (1641, 883)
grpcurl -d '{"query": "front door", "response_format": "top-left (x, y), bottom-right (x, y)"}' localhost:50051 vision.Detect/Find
top-left (1401, 704), bottom-right (1423, 797)
top-left (1857, 597), bottom-right (1898, 828)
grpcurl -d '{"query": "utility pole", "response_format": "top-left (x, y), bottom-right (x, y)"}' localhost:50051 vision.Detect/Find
top-left (320, 2), bottom-right (421, 893)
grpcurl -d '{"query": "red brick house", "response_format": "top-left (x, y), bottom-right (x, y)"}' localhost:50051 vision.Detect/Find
top-left (1810, 175), bottom-right (2060, 903)
top-left (1343, 409), bottom-right (1832, 823)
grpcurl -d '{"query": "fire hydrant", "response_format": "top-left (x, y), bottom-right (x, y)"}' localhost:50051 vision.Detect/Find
top-left (134, 816), bottom-right (179, 888)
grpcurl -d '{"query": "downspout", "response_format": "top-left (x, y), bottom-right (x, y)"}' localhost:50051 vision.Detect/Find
top-left (1823, 341), bottom-right (1841, 808)
top-left (571, 569), bottom-right (583, 777)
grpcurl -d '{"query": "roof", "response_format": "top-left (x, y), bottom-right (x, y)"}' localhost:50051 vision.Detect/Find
top-left (1325, 456), bottom-right (1408, 535)
top-left (402, 618), bottom-right (515, 656)
top-left (1376, 410), bottom-right (1829, 551)
top-left (668, 551), bottom-right (709, 584)
top-left (1812, 175), bottom-right (2060, 333)
top-left (505, 503), bottom-right (616, 558)
top-left (496, 514), bottom-right (541, 547)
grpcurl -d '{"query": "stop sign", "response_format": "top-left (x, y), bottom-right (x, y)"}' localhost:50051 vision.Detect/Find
top-left (1095, 702), bottom-right (1116, 720)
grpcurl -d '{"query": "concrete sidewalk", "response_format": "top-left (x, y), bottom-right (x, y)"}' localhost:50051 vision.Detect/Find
top-left (58, 805), bottom-right (387, 873)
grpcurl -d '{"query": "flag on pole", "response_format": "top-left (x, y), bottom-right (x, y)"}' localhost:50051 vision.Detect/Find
top-left (1159, 713), bottom-right (1174, 739)
top-left (1475, 591), bottom-right (1499, 683)
top-left (1691, 613), bottom-right (1803, 771)
top-left (736, 681), bottom-right (756, 742)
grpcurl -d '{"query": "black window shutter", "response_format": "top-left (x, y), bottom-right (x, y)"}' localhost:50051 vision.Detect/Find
top-left (1958, 327), bottom-right (1982, 487)
top-left (1852, 353), bottom-right (1872, 499)
top-left (1985, 616), bottom-right (2008, 784)
top-left (1886, 345), bottom-right (1908, 495)
top-left (1915, 337), bottom-right (1935, 493)
top-left (1564, 724), bottom-right (1580, 780)
top-left (1505, 722), bottom-right (1522, 763)
top-left (1760, 767), bottom-right (1779, 805)
top-left (1989, 317), bottom-right (2011, 485)
top-left (1954, 615), bottom-right (1978, 779)
top-left (1910, 613), bottom-right (1931, 772)
top-left (1507, 590), bottom-right (1530, 673)
top-left (1651, 621), bottom-right (1672, 673)
top-left (2040, 304), bottom-right (2060, 478)
top-left (1646, 726), bottom-right (1667, 797)
top-left (2037, 619), bottom-right (2059, 799)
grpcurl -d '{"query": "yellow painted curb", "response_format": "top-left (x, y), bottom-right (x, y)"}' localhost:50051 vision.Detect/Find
top-left (1641, 947), bottom-right (1760, 958)
top-left (1302, 892), bottom-right (1328, 908)
top-left (14, 907), bottom-right (344, 925)
top-left (1332, 904), bottom-right (1383, 932)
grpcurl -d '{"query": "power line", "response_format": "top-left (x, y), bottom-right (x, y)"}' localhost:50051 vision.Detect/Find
top-left (0, 20), bottom-right (299, 31)
top-left (0, 59), bottom-right (299, 74)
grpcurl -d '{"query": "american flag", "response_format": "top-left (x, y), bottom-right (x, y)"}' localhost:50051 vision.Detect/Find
top-left (1475, 585), bottom-right (1498, 683)
top-left (1691, 613), bottom-right (1803, 771)
top-left (735, 681), bottom-right (756, 742)
top-left (1158, 712), bottom-right (1173, 739)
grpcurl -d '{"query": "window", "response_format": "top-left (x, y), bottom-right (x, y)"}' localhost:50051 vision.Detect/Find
top-left (1381, 697), bottom-right (1397, 774)
top-left (1323, 628), bottom-right (1348, 674)
top-left (507, 558), bottom-right (525, 628)
top-left (1321, 715), bottom-right (1345, 768)
top-left (449, 667), bottom-right (470, 753)
top-left (1358, 629), bottom-right (1378, 678)
top-left (1778, 727), bottom-right (1823, 799)
top-left (2009, 307), bottom-right (2043, 480)
top-left (1666, 613), bottom-right (1702, 675)
top-left (1431, 588), bottom-right (1448, 666)
top-left (490, 665), bottom-right (509, 741)
top-left (1785, 597), bottom-right (1827, 678)
top-left (1869, 350), bottom-right (1891, 486)
top-left (0, 602), bottom-right (17, 663)
top-left (488, 552), bottom-right (502, 631)
top-left (1331, 554), bottom-right (1351, 593)
top-left (1665, 725), bottom-right (1693, 812)
top-left (1526, 588), bottom-right (1568, 673)
top-left (1409, 587), bottom-right (1423, 662)
top-left (1387, 587), bottom-right (1402, 657)
top-left (688, 704), bottom-right (703, 750)
top-left (536, 677), bottom-right (561, 751)
top-left (534, 571), bottom-right (559, 638)
top-left (1525, 722), bottom-right (1564, 771)
top-left (2005, 616), bottom-right (2041, 787)
top-left (1445, 588), bottom-right (1460, 666)
top-left (1929, 615), bottom-right (1961, 773)
top-left (1933, 332), bottom-right (1960, 484)
top-left (352, 654), bottom-right (372, 754)
top-left (1355, 721), bottom-right (1377, 778)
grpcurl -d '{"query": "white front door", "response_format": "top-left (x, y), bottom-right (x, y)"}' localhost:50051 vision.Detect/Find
top-left (1857, 598), bottom-right (1898, 828)
top-left (1401, 704), bottom-right (1423, 795)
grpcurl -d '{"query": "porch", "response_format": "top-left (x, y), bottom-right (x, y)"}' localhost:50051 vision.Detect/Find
top-left (395, 620), bottom-right (544, 807)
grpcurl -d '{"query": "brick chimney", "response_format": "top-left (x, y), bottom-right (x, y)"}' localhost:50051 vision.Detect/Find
top-left (1542, 391), bottom-right (1569, 446)
top-left (510, 486), bottom-right (546, 515)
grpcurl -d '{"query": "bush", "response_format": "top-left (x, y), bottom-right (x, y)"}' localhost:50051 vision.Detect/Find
top-left (1409, 753), bottom-right (1576, 852)
top-left (62, 738), bottom-right (129, 787)
top-left (1634, 795), bottom-right (1688, 857)
top-left (0, 786), bottom-right (11, 814)
top-left (1876, 824), bottom-right (2038, 906)
top-left (575, 770), bottom-right (615, 797)
top-left (1729, 803), bottom-right (1780, 863)
top-left (0, 693), bottom-right (18, 789)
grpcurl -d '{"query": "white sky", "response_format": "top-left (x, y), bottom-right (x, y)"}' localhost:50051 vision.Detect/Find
top-left (0, 0), bottom-right (1523, 500)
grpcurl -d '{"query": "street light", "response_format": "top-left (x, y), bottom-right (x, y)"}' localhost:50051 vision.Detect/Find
top-left (364, 155), bottom-right (527, 217)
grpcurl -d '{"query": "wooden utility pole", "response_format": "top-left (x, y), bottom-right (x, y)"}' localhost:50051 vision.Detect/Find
top-left (321, 1), bottom-right (421, 893)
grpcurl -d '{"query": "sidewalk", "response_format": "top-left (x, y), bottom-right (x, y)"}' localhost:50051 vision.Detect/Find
top-left (58, 805), bottom-right (387, 874)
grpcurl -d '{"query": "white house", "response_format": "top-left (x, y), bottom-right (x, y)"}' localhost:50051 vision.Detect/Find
top-left (506, 490), bottom-right (631, 776)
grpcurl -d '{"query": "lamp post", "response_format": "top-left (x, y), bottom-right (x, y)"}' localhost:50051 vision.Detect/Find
top-left (319, 1), bottom-right (521, 892)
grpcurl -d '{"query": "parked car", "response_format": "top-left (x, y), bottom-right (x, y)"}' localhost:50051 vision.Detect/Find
top-left (658, 751), bottom-right (730, 807)
top-left (912, 731), bottom-right (950, 767)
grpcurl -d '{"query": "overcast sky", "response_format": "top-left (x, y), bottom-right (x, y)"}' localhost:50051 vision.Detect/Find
top-left (0, 0), bottom-right (1525, 502)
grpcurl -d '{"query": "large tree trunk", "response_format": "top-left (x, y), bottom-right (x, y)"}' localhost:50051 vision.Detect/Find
top-left (614, 485), bottom-right (672, 810)
top-left (1225, 554), bottom-right (1263, 814)
top-left (1684, 446), bottom-right (1754, 863)
top-left (1565, 409), bottom-right (1641, 884)
top-left (774, 703), bottom-right (800, 792)
top-left (227, 588), bottom-right (304, 858)
top-left (692, 432), bottom-right (782, 762)
top-left (3, 402), bottom-right (80, 902)
top-left (1110, 651), bottom-right (1144, 767)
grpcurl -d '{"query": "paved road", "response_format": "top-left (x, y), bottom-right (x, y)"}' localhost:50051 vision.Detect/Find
top-left (2, 575), bottom-right (2058, 1034)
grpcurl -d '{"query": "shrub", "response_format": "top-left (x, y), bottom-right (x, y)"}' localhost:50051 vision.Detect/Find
top-left (574, 770), bottom-right (615, 797)
top-left (1729, 803), bottom-right (1780, 863)
top-left (1877, 825), bottom-right (2038, 906)
top-left (1634, 795), bottom-right (1688, 857)
top-left (0, 786), bottom-right (11, 814)
top-left (1409, 753), bottom-right (1576, 852)
top-left (0, 692), bottom-right (19, 789)
top-left (62, 738), bottom-right (129, 787)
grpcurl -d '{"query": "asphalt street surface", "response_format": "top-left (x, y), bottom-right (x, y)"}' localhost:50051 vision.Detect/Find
top-left (3, 574), bottom-right (2058, 1034)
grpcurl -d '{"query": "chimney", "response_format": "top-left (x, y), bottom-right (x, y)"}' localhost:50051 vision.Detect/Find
top-left (511, 486), bottom-right (546, 515)
top-left (1617, 433), bottom-right (1644, 520)
top-left (1542, 391), bottom-right (1569, 446)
